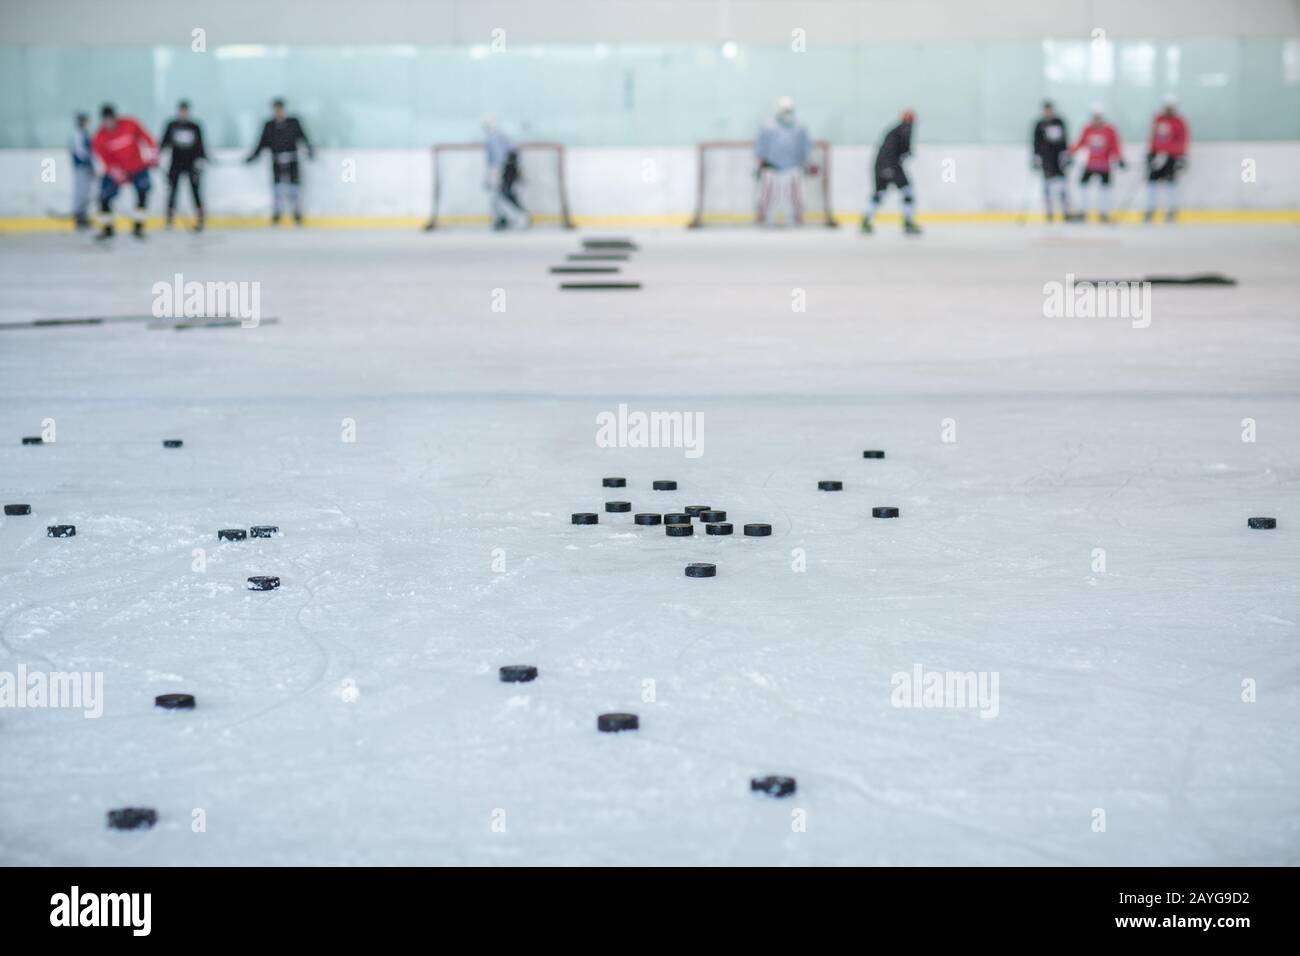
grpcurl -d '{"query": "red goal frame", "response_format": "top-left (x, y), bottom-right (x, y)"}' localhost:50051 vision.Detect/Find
top-left (688, 139), bottom-right (838, 228)
top-left (423, 141), bottom-right (575, 231)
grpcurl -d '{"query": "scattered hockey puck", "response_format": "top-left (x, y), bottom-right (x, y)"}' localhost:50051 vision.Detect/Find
top-left (597, 712), bottom-right (639, 733)
top-left (4, 504), bottom-right (31, 516)
top-left (698, 510), bottom-right (726, 523)
top-left (743, 523), bottom-right (772, 536)
top-left (567, 253), bottom-right (628, 262)
top-left (602, 477), bottom-right (626, 488)
top-left (250, 525), bottom-right (279, 538)
top-left (750, 776), bottom-right (797, 798)
top-left (499, 665), bottom-right (538, 683)
top-left (21, 436), bottom-right (43, 445)
top-left (705, 522), bottom-right (733, 535)
top-left (652, 480), bottom-right (677, 491)
top-left (666, 523), bottom-right (694, 537)
top-left (163, 439), bottom-right (184, 448)
top-left (684, 505), bottom-right (710, 517)
top-left (154, 693), bottom-right (195, 710)
top-left (685, 562), bottom-right (716, 577)
top-left (818, 480), bottom-right (843, 491)
top-left (872, 507), bottom-right (900, 518)
top-left (218, 528), bottom-right (247, 541)
top-left (551, 266), bottom-right (620, 274)
top-left (47, 525), bottom-right (76, 537)
top-left (107, 807), bottom-right (157, 831)
top-left (605, 501), bottom-right (631, 513)
top-left (571, 512), bottom-right (599, 524)
top-left (583, 238), bottom-right (639, 250)
top-left (863, 450), bottom-right (885, 459)
top-left (1247, 517), bottom-right (1276, 530)
top-left (560, 282), bottom-right (642, 290)
top-left (634, 513), bottom-right (662, 525)
top-left (664, 513), bottom-right (691, 525)
top-left (246, 575), bottom-right (280, 591)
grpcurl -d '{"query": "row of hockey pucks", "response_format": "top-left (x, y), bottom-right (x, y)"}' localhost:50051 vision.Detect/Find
top-left (551, 236), bottom-right (643, 289)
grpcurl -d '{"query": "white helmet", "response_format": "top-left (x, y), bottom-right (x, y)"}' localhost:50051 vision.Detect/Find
top-left (1090, 102), bottom-right (1105, 117)
top-left (1163, 93), bottom-right (1178, 108)
top-left (481, 114), bottom-right (497, 132)
top-left (776, 95), bottom-right (795, 114)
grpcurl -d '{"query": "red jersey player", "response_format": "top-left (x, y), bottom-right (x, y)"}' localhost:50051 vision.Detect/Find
top-left (1145, 94), bottom-right (1189, 223)
top-left (91, 103), bottom-right (157, 239)
top-left (1070, 105), bottom-right (1125, 223)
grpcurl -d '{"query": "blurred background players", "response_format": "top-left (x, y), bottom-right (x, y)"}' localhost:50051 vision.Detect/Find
top-left (245, 98), bottom-right (314, 225)
top-left (160, 100), bottom-right (207, 231)
top-left (862, 110), bottom-right (920, 235)
top-left (69, 112), bottom-right (93, 229)
top-left (483, 117), bottom-right (529, 230)
top-left (1070, 105), bottom-right (1125, 223)
top-left (1031, 101), bottom-right (1077, 222)
top-left (91, 103), bottom-right (156, 240)
top-left (754, 96), bottom-right (811, 226)
top-left (1145, 94), bottom-right (1189, 223)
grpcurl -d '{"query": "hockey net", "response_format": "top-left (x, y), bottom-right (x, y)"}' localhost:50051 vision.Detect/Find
top-left (424, 142), bottom-right (574, 230)
top-left (689, 139), bottom-right (837, 227)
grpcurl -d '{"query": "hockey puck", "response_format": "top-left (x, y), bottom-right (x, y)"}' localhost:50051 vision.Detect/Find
top-left (684, 505), bottom-right (710, 517)
top-left (652, 480), bottom-right (677, 491)
top-left (634, 513), bottom-right (662, 525)
top-left (698, 509), bottom-right (726, 522)
top-left (250, 525), bottom-right (279, 538)
top-left (602, 477), bottom-right (626, 488)
top-left (685, 562), bottom-right (716, 577)
top-left (218, 528), bottom-right (247, 541)
top-left (605, 501), bottom-right (631, 513)
top-left (246, 575), bottom-right (280, 591)
top-left (664, 513), bottom-right (691, 525)
top-left (499, 665), bottom-right (538, 683)
top-left (818, 480), bottom-right (843, 491)
top-left (21, 436), bottom-right (42, 445)
top-left (750, 775), bottom-right (797, 798)
top-left (107, 807), bottom-right (157, 831)
top-left (872, 507), bottom-right (900, 518)
top-left (666, 523), bottom-right (694, 537)
top-left (155, 693), bottom-right (195, 710)
top-left (1248, 517), bottom-right (1277, 529)
top-left (571, 512), bottom-right (599, 524)
top-left (4, 504), bottom-right (31, 516)
top-left (743, 523), bottom-right (772, 536)
top-left (163, 439), bottom-right (184, 448)
top-left (597, 712), bottom-right (639, 732)
top-left (559, 282), bottom-right (642, 290)
top-left (47, 525), bottom-right (75, 537)
top-left (863, 450), bottom-right (885, 459)
top-left (705, 522), bottom-right (733, 535)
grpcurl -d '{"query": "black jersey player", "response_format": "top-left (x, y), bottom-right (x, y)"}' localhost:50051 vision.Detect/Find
top-left (1031, 100), bottom-right (1077, 222)
top-left (160, 100), bottom-right (207, 231)
top-left (861, 110), bottom-right (920, 235)
top-left (245, 98), bottom-right (314, 225)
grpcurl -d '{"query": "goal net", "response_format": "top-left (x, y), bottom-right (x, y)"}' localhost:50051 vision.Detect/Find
top-left (424, 142), bottom-right (574, 230)
top-left (689, 139), bottom-right (837, 227)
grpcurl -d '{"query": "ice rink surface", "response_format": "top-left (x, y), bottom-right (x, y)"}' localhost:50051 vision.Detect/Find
top-left (1, 224), bottom-right (1297, 865)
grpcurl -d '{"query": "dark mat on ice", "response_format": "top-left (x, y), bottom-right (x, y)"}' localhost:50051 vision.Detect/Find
top-left (582, 238), bottom-right (639, 251)
top-left (549, 266), bottom-right (620, 274)
top-left (1077, 273), bottom-right (1238, 286)
top-left (559, 282), bottom-right (642, 290)
top-left (567, 253), bottom-right (629, 262)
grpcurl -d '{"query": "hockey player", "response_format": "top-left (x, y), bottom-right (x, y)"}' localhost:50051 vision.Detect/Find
top-left (69, 113), bottom-right (93, 229)
top-left (754, 96), bottom-right (812, 226)
top-left (862, 110), bottom-right (920, 235)
top-left (1031, 100), bottom-right (1075, 223)
top-left (483, 117), bottom-right (529, 230)
top-left (1145, 94), bottom-right (1188, 223)
top-left (1070, 105), bottom-right (1125, 223)
top-left (160, 100), bottom-right (207, 231)
top-left (91, 104), bottom-right (157, 240)
top-left (245, 99), bottom-right (314, 225)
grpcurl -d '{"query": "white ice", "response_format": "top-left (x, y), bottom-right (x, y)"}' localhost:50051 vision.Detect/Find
top-left (0, 225), bottom-right (1297, 865)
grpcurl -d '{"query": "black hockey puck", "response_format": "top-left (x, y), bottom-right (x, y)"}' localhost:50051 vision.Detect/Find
top-left (602, 477), bottom-right (626, 488)
top-left (705, 522), bottom-right (733, 535)
top-left (819, 480), bottom-right (843, 491)
top-left (1247, 517), bottom-right (1276, 529)
top-left (664, 513), bottom-right (691, 525)
top-left (743, 523), bottom-right (772, 536)
top-left (634, 513), bottom-right (662, 525)
top-left (107, 807), bottom-right (157, 830)
top-left (605, 501), bottom-right (632, 513)
top-left (559, 282), bottom-right (642, 290)
top-left (698, 510), bottom-right (727, 522)
top-left (863, 450), bottom-right (885, 459)
top-left (685, 562), bottom-right (716, 577)
top-left (597, 712), bottom-right (639, 732)
top-left (666, 523), bottom-right (694, 537)
top-left (250, 525), bottom-right (279, 538)
top-left (21, 436), bottom-right (43, 445)
top-left (684, 505), bottom-right (710, 517)
top-left (652, 480), bottom-right (677, 491)
top-left (571, 512), bottom-right (599, 524)
top-left (155, 693), bottom-right (195, 710)
top-left (218, 528), bottom-right (247, 541)
top-left (4, 504), bottom-right (30, 516)
top-left (872, 507), bottom-right (900, 518)
top-left (163, 439), bottom-right (184, 448)
top-left (246, 575), bottom-right (280, 591)
top-left (750, 775), bottom-right (797, 798)
top-left (47, 525), bottom-right (75, 537)
top-left (499, 665), bottom-right (538, 683)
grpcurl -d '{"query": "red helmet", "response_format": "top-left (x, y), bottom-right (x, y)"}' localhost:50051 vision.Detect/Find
top-left (901, 109), bottom-right (915, 123)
